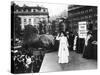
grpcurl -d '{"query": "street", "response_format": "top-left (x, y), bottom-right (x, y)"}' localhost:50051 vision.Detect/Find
top-left (40, 51), bottom-right (97, 72)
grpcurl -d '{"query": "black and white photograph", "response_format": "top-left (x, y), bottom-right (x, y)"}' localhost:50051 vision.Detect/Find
top-left (11, 1), bottom-right (97, 74)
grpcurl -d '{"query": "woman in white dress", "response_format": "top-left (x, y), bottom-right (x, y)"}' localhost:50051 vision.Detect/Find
top-left (56, 31), bottom-right (69, 64)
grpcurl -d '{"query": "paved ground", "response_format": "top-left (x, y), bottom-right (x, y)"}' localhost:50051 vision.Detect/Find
top-left (39, 51), bottom-right (97, 73)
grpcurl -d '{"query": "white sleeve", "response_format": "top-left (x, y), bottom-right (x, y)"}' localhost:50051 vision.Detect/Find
top-left (56, 36), bottom-right (60, 40)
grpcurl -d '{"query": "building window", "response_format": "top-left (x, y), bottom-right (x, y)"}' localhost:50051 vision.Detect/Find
top-left (41, 9), bottom-right (45, 12)
top-left (83, 11), bottom-right (84, 14)
top-left (35, 9), bottom-right (38, 12)
top-left (35, 17), bottom-right (40, 23)
top-left (16, 9), bottom-right (18, 12)
top-left (68, 13), bottom-right (70, 17)
top-left (74, 12), bottom-right (76, 15)
top-left (31, 9), bottom-right (33, 12)
top-left (81, 11), bottom-right (83, 14)
top-left (76, 12), bottom-right (78, 15)
top-left (89, 8), bottom-right (93, 12)
top-left (29, 19), bottom-right (31, 22)
top-left (85, 10), bottom-right (86, 13)
top-left (26, 9), bottom-right (28, 12)
top-left (33, 9), bottom-right (36, 12)
top-left (85, 10), bottom-right (88, 13)
top-left (81, 17), bottom-right (84, 20)
top-left (85, 16), bottom-right (88, 19)
top-left (80, 17), bottom-right (82, 20)
top-left (70, 13), bottom-right (71, 16)
top-left (43, 9), bottom-right (46, 12)
top-left (94, 14), bottom-right (97, 17)
top-left (24, 19), bottom-right (26, 22)
top-left (21, 9), bottom-right (23, 12)
top-left (34, 18), bottom-right (36, 23)
top-left (94, 14), bottom-right (95, 17)
top-left (88, 15), bottom-right (91, 18)
top-left (24, 19), bottom-right (27, 25)
top-left (29, 19), bottom-right (31, 24)
top-left (79, 11), bottom-right (81, 14)
top-left (45, 9), bottom-right (47, 12)
top-left (95, 20), bottom-right (97, 23)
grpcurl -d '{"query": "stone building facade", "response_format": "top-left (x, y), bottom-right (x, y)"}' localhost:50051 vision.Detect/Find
top-left (68, 5), bottom-right (97, 34)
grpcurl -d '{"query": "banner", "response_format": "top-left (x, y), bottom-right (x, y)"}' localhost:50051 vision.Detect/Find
top-left (78, 21), bottom-right (87, 38)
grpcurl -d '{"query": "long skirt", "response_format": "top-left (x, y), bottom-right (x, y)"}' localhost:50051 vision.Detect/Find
top-left (59, 55), bottom-right (69, 63)
top-left (58, 46), bottom-right (69, 63)
top-left (83, 44), bottom-right (94, 59)
top-left (76, 38), bottom-right (85, 53)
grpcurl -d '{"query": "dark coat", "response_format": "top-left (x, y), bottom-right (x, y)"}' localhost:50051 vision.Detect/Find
top-left (76, 37), bottom-right (85, 53)
top-left (82, 36), bottom-right (94, 59)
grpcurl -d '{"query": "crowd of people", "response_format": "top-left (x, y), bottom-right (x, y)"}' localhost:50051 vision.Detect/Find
top-left (54, 29), bottom-right (97, 64)
top-left (11, 24), bottom-right (54, 73)
top-left (11, 47), bottom-right (45, 73)
top-left (54, 29), bottom-right (97, 61)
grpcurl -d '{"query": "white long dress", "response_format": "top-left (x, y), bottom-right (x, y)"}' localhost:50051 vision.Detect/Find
top-left (73, 36), bottom-right (78, 51)
top-left (56, 36), bottom-right (69, 63)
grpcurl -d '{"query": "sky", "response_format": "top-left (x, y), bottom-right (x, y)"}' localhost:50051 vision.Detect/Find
top-left (14, 1), bottom-right (68, 17)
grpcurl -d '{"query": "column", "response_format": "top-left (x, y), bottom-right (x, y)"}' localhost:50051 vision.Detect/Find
top-left (30, 18), bottom-right (33, 25)
top-left (31, 18), bottom-right (34, 26)
top-left (26, 18), bottom-right (29, 25)
top-left (21, 17), bottom-right (24, 30)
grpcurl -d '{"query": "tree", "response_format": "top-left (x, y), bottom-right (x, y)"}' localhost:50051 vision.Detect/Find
top-left (23, 25), bottom-right (40, 49)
